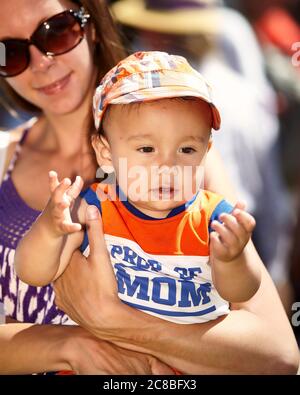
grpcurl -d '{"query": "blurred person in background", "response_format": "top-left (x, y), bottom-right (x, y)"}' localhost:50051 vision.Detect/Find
top-left (226, 0), bottom-right (300, 187)
top-left (111, 0), bottom-right (294, 311)
top-left (226, 0), bottom-right (300, 345)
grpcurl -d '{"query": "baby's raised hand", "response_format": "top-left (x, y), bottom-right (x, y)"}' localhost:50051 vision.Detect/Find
top-left (210, 201), bottom-right (255, 262)
top-left (45, 171), bottom-right (84, 237)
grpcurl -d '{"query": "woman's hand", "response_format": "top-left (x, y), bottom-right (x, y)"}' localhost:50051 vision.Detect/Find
top-left (64, 327), bottom-right (174, 375)
top-left (54, 205), bottom-right (126, 337)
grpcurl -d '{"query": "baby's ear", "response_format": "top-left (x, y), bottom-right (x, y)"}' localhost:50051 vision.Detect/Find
top-left (91, 134), bottom-right (113, 167)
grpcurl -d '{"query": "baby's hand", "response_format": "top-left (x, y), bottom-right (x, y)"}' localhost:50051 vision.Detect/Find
top-left (44, 171), bottom-right (84, 237)
top-left (210, 201), bottom-right (255, 262)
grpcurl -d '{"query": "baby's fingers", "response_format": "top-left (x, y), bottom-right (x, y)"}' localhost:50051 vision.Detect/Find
top-left (210, 231), bottom-right (227, 257)
top-left (211, 220), bottom-right (238, 246)
top-left (232, 201), bottom-right (246, 212)
top-left (52, 178), bottom-right (72, 206)
top-left (232, 210), bottom-right (256, 233)
top-left (49, 171), bottom-right (60, 193)
top-left (218, 213), bottom-right (240, 236)
top-left (61, 220), bottom-right (82, 234)
top-left (66, 176), bottom-right (84, 200)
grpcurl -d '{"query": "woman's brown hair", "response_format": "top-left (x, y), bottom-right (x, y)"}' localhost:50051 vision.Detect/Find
top-left (0, 0), bottom-right (127, 115)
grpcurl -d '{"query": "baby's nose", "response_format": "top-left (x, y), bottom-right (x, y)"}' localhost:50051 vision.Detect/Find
top-left (157, 165), bottom-right (180, 176)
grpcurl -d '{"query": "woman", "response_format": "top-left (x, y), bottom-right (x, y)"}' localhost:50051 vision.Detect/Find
top-left (0, 0), bottom-right (173, 374)
top-left (0, 0), bottom-right (298, 374)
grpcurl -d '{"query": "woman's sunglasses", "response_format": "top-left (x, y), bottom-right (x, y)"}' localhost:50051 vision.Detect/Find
top-left (0, 7), bottom-right (90, 78)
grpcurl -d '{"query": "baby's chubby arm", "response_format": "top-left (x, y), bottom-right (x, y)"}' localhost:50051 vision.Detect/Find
top-left (15, 171), bottom-right (86, 287)
top-left (210, 202), bottom-right (261, 303)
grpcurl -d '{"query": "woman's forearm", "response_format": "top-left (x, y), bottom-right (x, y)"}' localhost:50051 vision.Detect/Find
top-left (0, 323), bottom-right (72, 374)
top-left (0, 322), bottom-right (175, 375)
top-left (110, 308), bottom-right (293, 374)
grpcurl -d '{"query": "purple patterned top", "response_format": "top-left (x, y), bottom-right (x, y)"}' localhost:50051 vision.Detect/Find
top-left (0, 129), bottom-right (69, 324)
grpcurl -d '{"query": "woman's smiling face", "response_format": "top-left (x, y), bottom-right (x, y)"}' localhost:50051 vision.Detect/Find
top-left (0, 0), bottom-right (96, 115)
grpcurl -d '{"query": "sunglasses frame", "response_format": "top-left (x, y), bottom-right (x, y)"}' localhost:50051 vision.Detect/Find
top-left (0, 7), bottom-right (90, 78)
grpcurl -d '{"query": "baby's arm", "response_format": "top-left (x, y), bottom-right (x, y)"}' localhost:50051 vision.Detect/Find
top-left (210, 202), bottom-right (261, 302)
top-left (15, 171), bottom-right (86, 287)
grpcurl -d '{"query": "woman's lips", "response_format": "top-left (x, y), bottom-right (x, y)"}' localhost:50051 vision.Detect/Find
top-left (35, 73), bottom-right (72, 96)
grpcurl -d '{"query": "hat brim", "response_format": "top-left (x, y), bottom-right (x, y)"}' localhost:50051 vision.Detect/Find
top-left (109, 87), bottom-right (221, 130)
top-left (111, 0), bottom-right (221, 35)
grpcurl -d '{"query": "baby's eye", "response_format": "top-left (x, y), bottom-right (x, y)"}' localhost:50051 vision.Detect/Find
top-left (138, 147), bottom-right (155, 153)
top-left (179, 147), bottom-right (196, 154)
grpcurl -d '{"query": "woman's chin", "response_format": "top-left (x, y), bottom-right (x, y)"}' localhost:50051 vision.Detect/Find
top-left (37, 95), bottom-right (86, 117)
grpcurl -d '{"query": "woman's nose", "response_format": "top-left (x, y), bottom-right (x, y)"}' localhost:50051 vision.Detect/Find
top-left (29, 45), bottom-right (55, 73)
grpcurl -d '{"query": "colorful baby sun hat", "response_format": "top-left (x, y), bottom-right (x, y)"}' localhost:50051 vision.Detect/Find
top-left (93, 51), bottom-right (221, 131)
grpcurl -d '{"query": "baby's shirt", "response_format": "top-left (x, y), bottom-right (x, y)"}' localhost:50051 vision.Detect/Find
top-left (80, 184), bottom-right (233, 324)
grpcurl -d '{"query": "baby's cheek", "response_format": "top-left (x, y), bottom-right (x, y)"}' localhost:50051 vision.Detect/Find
top-left (181, 166), bottom-right (204, 195)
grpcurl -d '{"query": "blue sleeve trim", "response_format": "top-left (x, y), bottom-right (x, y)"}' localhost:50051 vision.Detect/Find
top-left (208, 199), bottom-right (234, 233)
top-left (79, 187), bottom-right (102, 253)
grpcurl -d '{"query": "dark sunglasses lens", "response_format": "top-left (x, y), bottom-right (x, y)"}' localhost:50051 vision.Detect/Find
top-left (0, 40), bottom-right (29, 77)
top-left (34, 12), bottom-right (84, 55)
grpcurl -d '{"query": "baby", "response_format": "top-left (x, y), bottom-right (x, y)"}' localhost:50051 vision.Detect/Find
top-left (15, 51), bottom-right (261, 324)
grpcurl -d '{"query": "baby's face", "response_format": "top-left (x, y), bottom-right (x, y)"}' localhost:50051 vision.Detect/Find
top-left (97, 98), bottom-right (212, 218)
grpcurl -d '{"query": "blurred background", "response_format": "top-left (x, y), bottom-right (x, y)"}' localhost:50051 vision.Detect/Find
top-left (1, 0), bottom-right (300, 344)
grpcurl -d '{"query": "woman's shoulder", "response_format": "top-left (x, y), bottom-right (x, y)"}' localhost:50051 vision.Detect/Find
top-left (1, 118), bottom-right (38, 178)
top-left (3, 117), bottom-right (38, 142)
